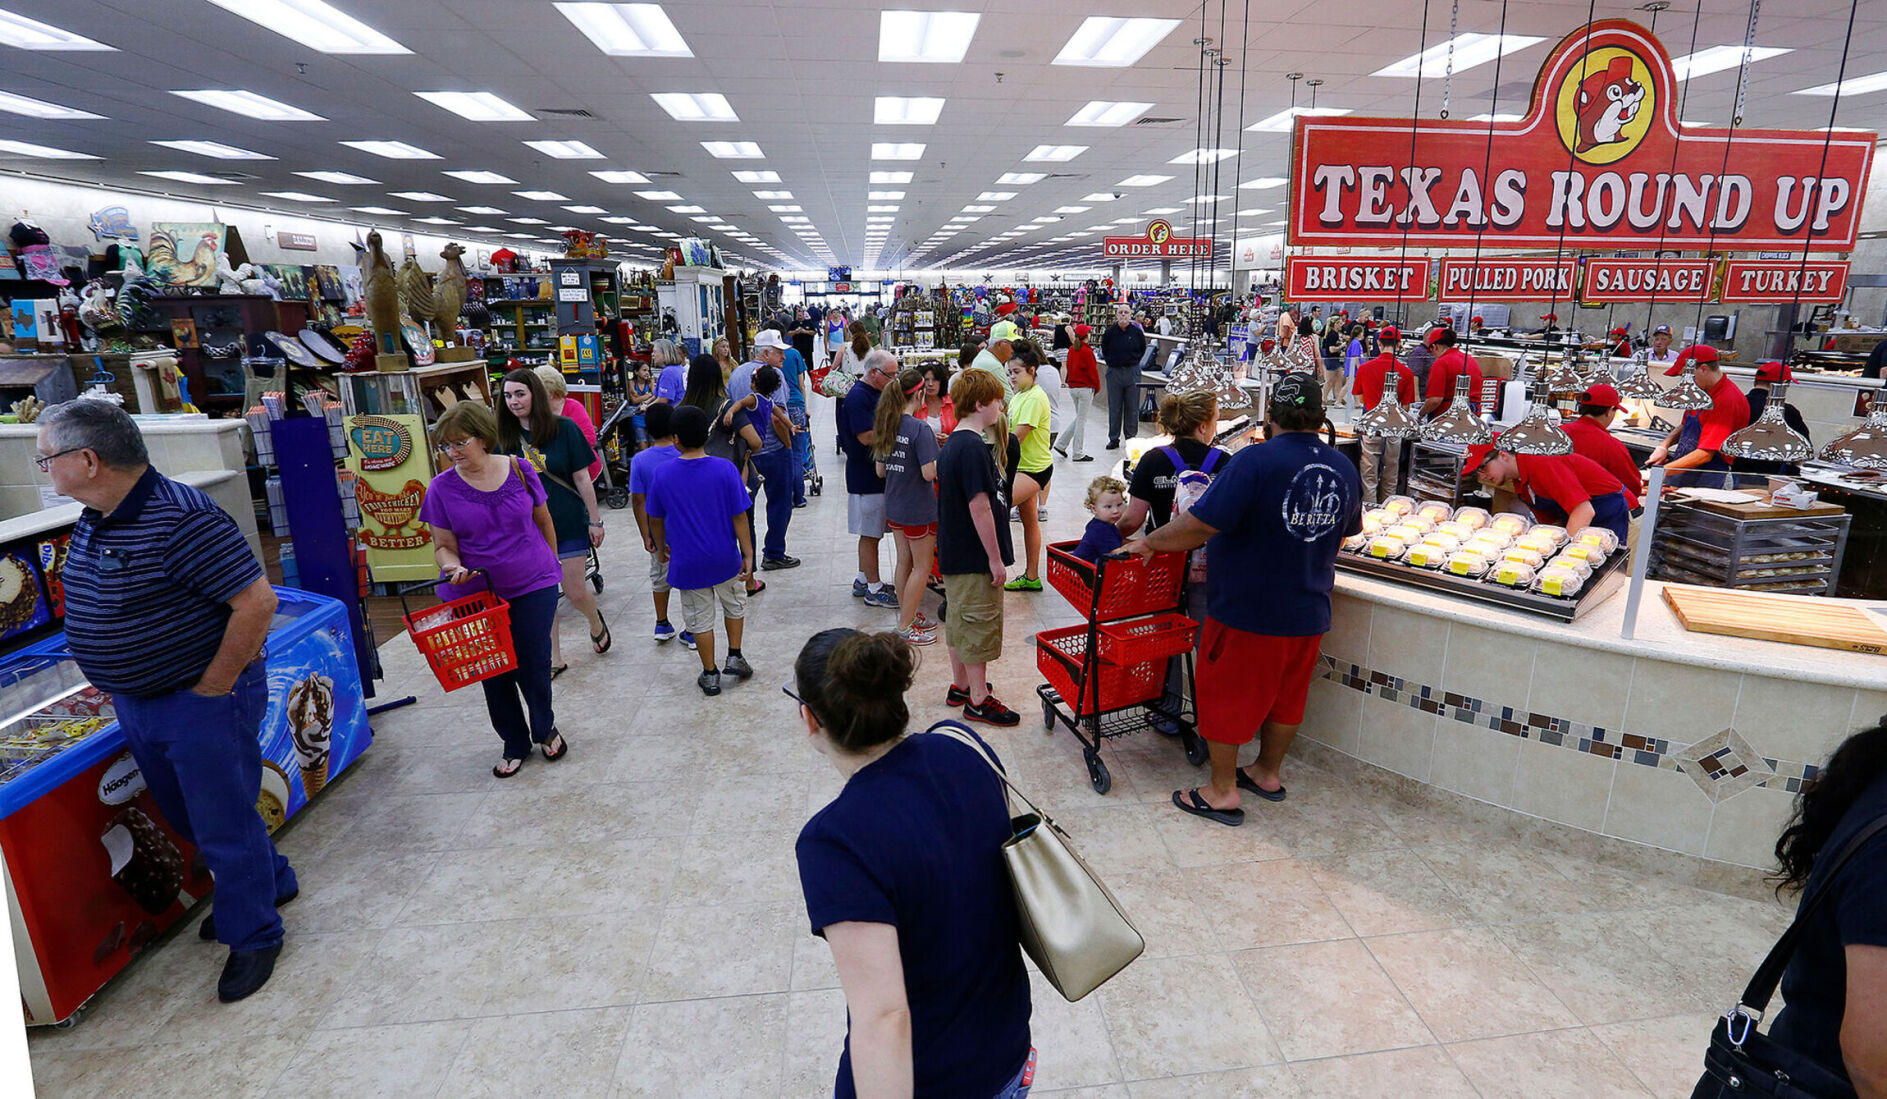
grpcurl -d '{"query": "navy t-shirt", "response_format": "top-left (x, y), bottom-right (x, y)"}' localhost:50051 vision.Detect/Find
top-left (1769, 771), bottom-right (1887, 1082)
top-left (1188, 431), bottom-right (1362, 636)
top-left (840, 381), bottom-right (887, 496)
top-left (796, 731), bottom-right (1032, 1099)
top-left (936, 432), bottom-right (1013, 576)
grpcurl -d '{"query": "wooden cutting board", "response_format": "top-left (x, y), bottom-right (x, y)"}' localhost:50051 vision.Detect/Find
top-left (1662, 584), bottom-right (1887, 655)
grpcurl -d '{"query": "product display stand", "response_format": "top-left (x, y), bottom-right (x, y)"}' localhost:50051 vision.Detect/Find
top-left (271, 415), bottom-right (374, 694)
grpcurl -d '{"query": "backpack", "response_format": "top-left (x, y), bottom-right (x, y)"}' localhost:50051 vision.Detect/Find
top-left (706, 399), bottom-right (756, 486)
top-left (1161, 445), bottom-right (1222, 583)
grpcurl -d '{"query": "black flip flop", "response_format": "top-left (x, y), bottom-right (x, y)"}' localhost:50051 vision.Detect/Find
top-left (747, 580), bottom-right (767, 596)
top-left (493, 757), bottom-right (525, 779)
top-left (1236, 771), bottom-right (1287, 802)
top-left (591, 616), bottom-right (612, 655)
top-left (550, 664), bottom-right (569, 680)
top-left (540, 731), bottom-right (569, 762)
top-left (1172, 788), bottom-right (1244, 827)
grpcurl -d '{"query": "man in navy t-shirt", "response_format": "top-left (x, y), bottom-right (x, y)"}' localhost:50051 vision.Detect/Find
top-left (840, 349), bottom-right (898, 607)
top-left (1123, 372), bottom-right (1361, 827)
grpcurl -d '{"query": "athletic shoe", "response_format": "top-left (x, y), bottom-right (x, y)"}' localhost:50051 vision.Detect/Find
top-left (945, 682), bottom-right (993, 707)
top-left (1004, 575), bottom-right (1043, 592)
top-left (761, 555), bottom-right (801, 570)
top-left (1074, 454), bottom-right (1095, 462)
top-left (679, 631), bottom-right (697, 651)
top-left (723, 654), bottom-right (754, 680)
top-left (963, 696), bottom-right (1021, 727)
top-left (1106, 440), bottom-right (1120, 450)
top-left (1037, 506), bottom-right (1048, 521)
top-left (1008, 507), bottom-right (1021, 523)
top-left (911, 613), bottom-right (939, 632)
top-left (794, 499), bottom-right (808, 509)
top-left (852, 579), bottom-right (870, 598)
top-left (653, 620), bottom-right (676, 643)
top-left (897, 625), bottom-right (938, 646)
top-left (697, 670), bottom-right (721, 696)
top-left (864, 587), bottom-right (900, 609)
top-left (1053, 444), bottom-right (1069, 458)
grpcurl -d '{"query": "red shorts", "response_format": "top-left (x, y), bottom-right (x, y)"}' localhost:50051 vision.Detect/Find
top-left (888, 520), bottom-right (937, 540)
top-left (1195, 621), bottom-right (1324, 745)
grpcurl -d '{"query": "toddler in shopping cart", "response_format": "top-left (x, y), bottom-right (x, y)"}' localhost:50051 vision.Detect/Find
top-left (1069, 476), bottom-right (1128, 564)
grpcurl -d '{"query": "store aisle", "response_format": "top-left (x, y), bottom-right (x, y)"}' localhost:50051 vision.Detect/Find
top-left (27, 396), bottom-right (1782, 1098)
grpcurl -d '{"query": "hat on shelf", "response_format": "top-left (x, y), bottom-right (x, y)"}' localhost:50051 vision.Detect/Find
top-left (752, 329), bottom-right (787, 351)
top-left (1580, 383), bottom-right (1623, 410)
top-left (1755, 360), bottom-right (1794, 384)
top-left (1665, 344), bottom-right (1719, 376)
top-left (1073, 323), bottom-right (1091, 337)
top-left (1378, 325), bottom-right (1402, 342)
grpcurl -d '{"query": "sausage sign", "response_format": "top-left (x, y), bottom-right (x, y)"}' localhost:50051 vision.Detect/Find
top-left (1287, 20), bottom-right (1874, 252)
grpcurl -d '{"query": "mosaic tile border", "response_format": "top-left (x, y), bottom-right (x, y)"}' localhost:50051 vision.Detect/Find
top-left (1318, 655), bottom-right (1819, 796)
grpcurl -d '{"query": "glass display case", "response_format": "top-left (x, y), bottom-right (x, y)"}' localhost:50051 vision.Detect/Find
top-left (0, 650), bottom-right (111, 793)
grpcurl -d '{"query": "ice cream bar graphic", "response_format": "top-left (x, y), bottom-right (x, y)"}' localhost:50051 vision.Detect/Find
top-left (286, 673), bottom-right (335, 797)
top-left (101, 807), bottom-right (185, 916)
top-left (256, 760), bottom-right (290, 832)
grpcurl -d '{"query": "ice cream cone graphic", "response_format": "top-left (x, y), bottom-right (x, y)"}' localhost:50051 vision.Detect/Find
top-left (286, 673), bottom-right (335, 799)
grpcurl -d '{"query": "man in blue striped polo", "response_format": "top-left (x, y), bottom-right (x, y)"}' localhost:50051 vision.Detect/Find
top-left (39, 400), bottom-right (296, 1003)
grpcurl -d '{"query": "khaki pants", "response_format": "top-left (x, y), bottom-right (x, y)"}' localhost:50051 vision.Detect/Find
top-left (1359, 434), bottom-right (1400, 504)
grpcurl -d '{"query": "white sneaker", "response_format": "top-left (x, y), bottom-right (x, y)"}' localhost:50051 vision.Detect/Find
top-left (897, 625), bottom-right (938, 646)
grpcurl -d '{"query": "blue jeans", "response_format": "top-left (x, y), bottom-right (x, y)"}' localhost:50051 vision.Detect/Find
top-left (112, 660), bottom-right (296, 951)
top-left (481, 584), bottom-right (559, 759)
top-left (753, 447), bottom-right (796, 560)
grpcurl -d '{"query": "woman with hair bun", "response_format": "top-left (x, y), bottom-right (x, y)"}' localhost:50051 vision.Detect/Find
top-left (790, 628), bottom-right (1034, 1099)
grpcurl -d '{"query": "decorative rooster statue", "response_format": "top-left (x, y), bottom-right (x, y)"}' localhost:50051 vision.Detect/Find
top-left (363, 231), bottom-right (401, 358)
top-left (434, 243), bottom-right (467, 350)
top-left (397, 255), bottom-right (437, 333)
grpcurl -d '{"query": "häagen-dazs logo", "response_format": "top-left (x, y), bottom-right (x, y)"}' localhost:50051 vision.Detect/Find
top-left (1280, 462), bottom-right (1349, 543)
top-left (1555, 48), bottom-right (1655, 166)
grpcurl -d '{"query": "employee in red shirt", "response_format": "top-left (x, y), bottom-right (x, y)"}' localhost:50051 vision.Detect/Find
top-left (1466, 439), bottom-right (1632, 541)
top-left (1054, 323), bottom-right (1100, 461)
top-left (1561, 383), bottom-right (1642, 509)
top-left (1421, 326), bottom-right (1484, 418)
top-left (1353, 325), bottom-right (1417, 504)
top-left (1647, 345), bottom-right (1751, 487)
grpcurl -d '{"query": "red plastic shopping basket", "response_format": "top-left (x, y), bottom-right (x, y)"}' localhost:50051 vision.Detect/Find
top-left (1046, 543), bottom-right (1185, 620)
top-left (401, 573), bottom-right (517, 692)
top-left (1035, 624), bottom-right (1165, 717)
top-left (1095, 612), bottom-right (1198, 665)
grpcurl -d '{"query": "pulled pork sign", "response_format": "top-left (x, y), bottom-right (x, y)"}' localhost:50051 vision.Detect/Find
top-left (1435, 258), bottom-right (1576, 300)
top-left (1288, 20), bottom-right (1874, 252)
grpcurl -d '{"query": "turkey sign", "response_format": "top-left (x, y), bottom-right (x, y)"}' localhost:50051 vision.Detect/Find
top-left (1288, 20), bottom-right (1873, 252)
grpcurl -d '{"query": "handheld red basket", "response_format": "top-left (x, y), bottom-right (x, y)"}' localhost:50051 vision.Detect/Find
top-left (404, 583), bottom-right (517, 692)
top-left (1035, 625), bottom-right (1165, 717)
top-left (1095, 612), bottom-right (1198, 664)
top-left (1046, 543), bottom-right (1185, 620)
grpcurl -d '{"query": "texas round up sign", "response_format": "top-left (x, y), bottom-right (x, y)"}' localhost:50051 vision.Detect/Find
top-left (1103, 219), bottom-right (1212, 259)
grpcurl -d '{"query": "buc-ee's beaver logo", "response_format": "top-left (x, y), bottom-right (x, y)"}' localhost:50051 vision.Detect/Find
top-left (1146, 220), bottom-right (1172, 246)
top-left (1554, 48), bottom-right (1654, 166)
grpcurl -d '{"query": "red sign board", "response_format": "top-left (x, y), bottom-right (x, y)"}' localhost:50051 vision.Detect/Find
top-left (1435, 258), bottom-right (1577, 300)
top-left (1289, 20), bottom-right (1874, 251)
top-left (1103, 219), bottom-right (1211, 259)
top-left (1284, 257), bottom-right (1431, 300)
top-left (1578, 258), bottom-right (1715, 302)
top-left (1717, 260), bottom-right (1851, 303)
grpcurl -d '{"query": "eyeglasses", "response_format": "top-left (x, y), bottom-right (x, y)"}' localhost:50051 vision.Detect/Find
top-left (781, 682), bottom-right (806, 708)
top-left (437, 438), bottom-right (478, 453)
top-left (34, 447), bottom-right (85, 471)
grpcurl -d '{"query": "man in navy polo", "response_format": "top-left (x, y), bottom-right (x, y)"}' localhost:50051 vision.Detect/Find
top-left (39, 399), bottom-right (295, 1002)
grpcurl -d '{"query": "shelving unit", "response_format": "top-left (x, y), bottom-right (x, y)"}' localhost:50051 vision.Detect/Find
top-left (485, 298), bottom-right (558, 355)
top-left (1651, 500), bottom-right (1851, 596)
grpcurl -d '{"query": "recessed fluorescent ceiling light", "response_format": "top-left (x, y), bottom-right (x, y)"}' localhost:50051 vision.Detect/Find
top-left (1031, 216), bottom-right (1060, 223)
top-left (1143, 207), bottom-right (1182, 214)
top-left (874, 96), bottom-right (945, 125)
top-left (1081, 193), bottom-right (1119, 202)
top-left (1185, 194), bottom-right (1227, 204)
top-left (202, 0), bottom-right (407, 53)
top-left (523, 140), bottom-right (603, 159)
top-left (342, 140), bottom-right (438, 159)
top-left (867, 216), bottom-right (894, 223)
top-left (150, 139), bottom-right (272, 159)
top-left (871, 171), bottom-right (914, 184)
top-left (413, 216), bottom-right (459, 225)
top-left (0, 139), bottom-right (100, 158)
top-left (348, 206), bottom-right (405, 215)
top-left (1024, 144), bottom-right (1086, 162)
top-left (1372, 33), bottom-right (1543, 78)
top-left (732, 171), bottom-right (780, 184)
top-left (1796, 70), bottom-right (1887, 96)
top-left (1053, 205), bottom-right (1089, 214)
top-left (1169, 148), bottom-right (1237, 164)
top-left (1247, 106), bottom-right (1350, 132)
top-left (590, 170), bottom-right (650, 184)
top-left (417, 91), bottom-right (532, 121)
top-left (780, 215), bottom-right (810, 222)
top-left (259, 190), bottom-right (333, 202)
top-left (996, 173), bottom-right (1047, 187)
top-left (668, 204), bottom-right (706, 213)
top-left (514, 190), bottom-right (568, 201)
top-left (1066, 100), bottom-right (1154, 126)
top-left (563, 205), bottom-right (607, 214)
top-left (389, 191), bottom-right (451, 201)
top-left (872, 142), bottom-right (926, 160)
top-left (1053, 17), bottom-right (1180, 67)
top-left (442, 170), bottom-right (516, 184)
top-left (1467, 113), bottom-right (1524, 123)
top-left (755, 190), bottom-right (794, 199)
top-left (969, 192), bottom-right (1013, 202)
top-left (457, 205), bottom-right (507, 214)
top-left (296, 170), bottom-right (378, 185)
top-left (509, 218), bottom-right (549, 225)
top-left (688, 215), bottom-right (718, 222)
top-left (0, 91), bottom-right (102, 118)
top-left (171, 88), bottom-right (323, 121)
top-left (878, 10), bottom-right (979, 63)
top-left (1112, 174), bottom-right (1172, 189)
top-left (635, 190), bottom-right (682, 201)
top-left (556, 3), bottom-right (692, 56)
top-left (772, 205), bottom-right (804, 212)
top-left (0, 8), bottom-right (115, 50)
top-left (651, 92), bottom-right (737, 121)
top-left (702, 141), bottom-right (762, 158)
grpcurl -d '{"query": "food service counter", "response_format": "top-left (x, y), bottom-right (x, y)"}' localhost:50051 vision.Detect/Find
top-left (1302, 570), bottom-right (1886, 872)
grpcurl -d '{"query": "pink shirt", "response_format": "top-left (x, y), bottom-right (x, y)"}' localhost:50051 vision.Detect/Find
top-left (562, 396), bottom-right (603, 480)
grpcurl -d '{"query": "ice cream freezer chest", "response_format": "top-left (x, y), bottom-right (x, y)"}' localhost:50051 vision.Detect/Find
top-left (0, 587), bottom-right (371, 1026)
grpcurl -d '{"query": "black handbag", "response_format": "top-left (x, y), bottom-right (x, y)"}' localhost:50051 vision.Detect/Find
top-left (1690, 815), bottom-right (1887, 1099)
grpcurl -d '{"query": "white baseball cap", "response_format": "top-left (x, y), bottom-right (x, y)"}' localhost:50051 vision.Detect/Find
top-left (752, 330), bottom-right (787, 351)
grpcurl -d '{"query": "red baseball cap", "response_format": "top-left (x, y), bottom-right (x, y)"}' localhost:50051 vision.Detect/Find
top-left (1755, 360), bottom-right (1793, 383)
top-left (1542, 312), bottom-right (1558, 322)
top-left (1424, 325), bottom-right (1449, 346)
top-left (1609, 327), bottom-right (1628, 336)
top-left (1378, 325), bottom-right (1401, 342)
top-left (1580, 383), bottom-right (1623, 410)
top-left (1073, 322), bottom-right (1091, 337)
top-left (1463, 440), bottom-right (1501, 480)
top-left (1665, 343), bottom-right (1720, 376)
top-left (1470, 315), bottom-right (1484, 324)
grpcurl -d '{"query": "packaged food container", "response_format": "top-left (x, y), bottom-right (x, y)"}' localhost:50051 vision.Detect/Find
top-left (1533, 565), bottom-right (1586, 597)
top-left (1436, 520), bottom-right (1476, 541)
top-left (1341, 533), bottom-right (1371, 553)
top-left (1406, 542), bottom-right (1451, 569)
top-left (1464, 529), bottom-right (1513, 551)
top-left (1546, 554), bottom-right (1593, 580)
top-left (1444, 551), bottom-right (1491, 577)
top-left (1380, 495), bottom-right (1417, 516)
top-left (1386, 523), bottom-right (1428, 543)
top-left (1515, 532), bottom-right (1561, 556)
top-left (1451, 506), bottom-right (1492, 530)
top-left (1527, 524), bottom-right (1568, 549)
top-left (1360, 510), bottom-right (1393, 534)
top-left (1560, 542), bottom-right (1608, 566)
top-left (1366, 535), bottom-right (1409, 560)
top-left (1573, 528), bottom-right (1620, 554)
top-left (1490, 560), bottom-right (1536, 588)
top-left (1490, 513), bottom-right (1531, 536)
top-left (1501, 546), bottom-right (1545, 569)
top-left (1416, 501), bottom-right (1453, 523)
top-left (1418, 532), bottom-right (1463, 555)
top-left (1398, 514), bottom-right (1437, 534)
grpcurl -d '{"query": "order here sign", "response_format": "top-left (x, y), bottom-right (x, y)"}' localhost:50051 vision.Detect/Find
top-left (1102, 219), bottom-right (1212, 259)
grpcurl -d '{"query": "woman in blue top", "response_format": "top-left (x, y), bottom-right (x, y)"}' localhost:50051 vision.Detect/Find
top-left (791, 629), bottom-right (1034, 1099)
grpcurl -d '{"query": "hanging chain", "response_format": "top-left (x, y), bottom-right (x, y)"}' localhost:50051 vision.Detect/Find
top-left (1732, 0), bottom-right (1761, 126)
top-left (1440, 0), bottom-right (1460, 118)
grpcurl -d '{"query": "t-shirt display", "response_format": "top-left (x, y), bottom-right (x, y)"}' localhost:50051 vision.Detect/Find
top-left (1009, 384), bottom-right (1051, 473)
top-left (882, 414), bottom-right (940, 526)
top-left (506, 417), bottom-right (596, 545)
top-left (839, 381), bottom-right (887, 495)
top-left (936, 431), bottom-right (1013, 575)
top-left (643, 455), bottom-right (753, 590)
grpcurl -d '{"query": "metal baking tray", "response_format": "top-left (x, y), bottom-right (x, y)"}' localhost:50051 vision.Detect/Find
top-left (1336, 546), bottom-right (1629, 622)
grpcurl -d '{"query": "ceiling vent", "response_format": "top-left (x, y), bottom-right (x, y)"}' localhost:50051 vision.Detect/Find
top-left (1133, 116), bottom-right (1187, 127)
top-left (210, 171), bottom-right (262, 181)
top-left (538, 107), bottom-right (598, 119)
top-left (645, 170), bottom-right (683, 177)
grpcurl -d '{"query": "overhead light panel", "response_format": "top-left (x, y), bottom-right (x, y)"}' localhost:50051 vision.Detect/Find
top-left (150, 139), bottom-right (272, 159)
top-left (1240, 177), bottom-right (1288, 189)
top-left (961, 205), bottom-right (995, 213)
top-left (442, 170), bottom-right (517, 184)
top-left (1169, 147), bottom-right (1237, 164)
top-left (877, 9), bottom-right (978, 62)
top-left (998, 172), bottom-right (1046, 185)
top-left (755, 190), bottom-right (794, 199)
top-left (563, 205), bottom-right (608, 214)
top-left (456, 205), bottom-right (508, 214)
top-left (874, 96), bottom-right (945, 125)
top-left (1143, 206), bottom-right (1183, 214)
top-left (514, 190), bottom-right (568, 201)
top-left (688, 216), bottom-right (718, 222)
top-left (771, 204), bottom-right (804, 212)
top-left (635, 190), bottom-right (682, 200)
top-left (1372, 33), bottom-right (1544, 78)
top-left (1024, 144), bottom-right (1086, 162)
top-left (1053, 17), bottom-right (1180, 67)
top-left (203, 0), bottom-right (407, 53)
top-left (1247, 106), bottom-right (1350, 132)
top-left (871, 170), bottom-right (914, 184)
top-left (342, 140), bottom-right (438, 159)
top-left (555, 3), bottom-right (692, 57)
top-left (259, 190), bottom-right (334, 203)
top-left (732, 170), bottom-right (780, 183)
top-left (590, 170), bottom-right (650, 183)
top-left (171, 89), bottom-right (323, 121)
top-left (668, 204), bottom-right (705, 213)
top-left (701, 140), bottom-right (763, 158)
top-left (976, 191), bottom-right (1018, 202)
top-left (413, 216), bottom-right (459, 225)
top-left (523, 139), bottom-right (604, 159)
top-left (417, 91), bottom-right (532, 121)
top-left (1081, 193), bottom-right (1119, 202)
top-left (1, 139), bottom-right (100, 159)
top-left (651, 92), bottom-right (737, 121)
top-left (1185, 194), bottom-right (1227, 204)
top-left (0, 91), bottom-right (102, 119)
top-left (780, 215), bottom-right (810, 223)
top-left (1066, 100), bottom-right (1154, 126)
top-left (1054, 206), bottom-right (1090, 214)
top-left (872, 142), bottom-right (926, 160)
top-left (296, 170), bottom-right (378, 185)
top-left (389, 191), bottom-right (452, 201)
top-left (1795, 70), bottom-right (1887, 96)
top-left (348, 205), bottom-right (406, 215)
top-left (0, 8), bottom-right (115, 50)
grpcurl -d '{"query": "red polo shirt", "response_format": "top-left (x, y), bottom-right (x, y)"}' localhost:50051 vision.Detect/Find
top-left (1425, 348), bottom-right (1485, 411)
top-left (1685, 375), bottom-right (1752, 455)
top-left (1561, 417), bottom-right (1642, 508)
top-left (1514, 451), bottom-right (1626, 517)
top-left (1354, 352), bottom-right (1415, 408)
top-left (1063, 343), bottom-right (1099, 389)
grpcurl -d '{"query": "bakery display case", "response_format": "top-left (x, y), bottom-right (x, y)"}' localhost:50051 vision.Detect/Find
top-left (1651, 498), bottom-right (1851, 596)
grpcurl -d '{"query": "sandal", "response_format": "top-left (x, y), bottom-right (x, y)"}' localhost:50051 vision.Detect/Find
top-left (540, 731), bottom-right (569, 761)
top-left (1235, 770), bottom-right (1287, 802)
top-left (591, 615), bottom-right (612, 655)
top-left (550, 664), bottom-right (569, 680)
top-left (493, 757), bottom-right (525, 779)
top-left (746, 580), bottom-right (767, 597)
top-left (1172, 788), bottom-right (1244, 827)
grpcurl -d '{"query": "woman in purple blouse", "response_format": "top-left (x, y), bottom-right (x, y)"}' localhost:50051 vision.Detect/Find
top-left (418, 401), bottom-right (570, 777)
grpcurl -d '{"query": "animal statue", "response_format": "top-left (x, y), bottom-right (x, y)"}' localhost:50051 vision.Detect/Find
top-left (234, 263), bottom-right (270, 297)
top-left (259, 267), bottom-right (284, 301)
top-left (1573, 55), bottom-right (1645, 154)
top-left (397, 256), bottom-right (437, 332)
top-left (215, 253), bottom-right (242, 294)
top-left (362, 231), bottom-right (401, 356)
top-left (434, 243), bottom-right (468, 348)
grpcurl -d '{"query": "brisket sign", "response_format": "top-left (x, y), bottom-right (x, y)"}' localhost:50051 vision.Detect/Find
top-left (1435, 258), bottom-right (1577, 300)
top-left (1288, 20), bottom-right (1874, 251)
top-left (1717, 260), bottom-right (1850, 303)
top-left (1284, 257), bottom-right (1431, 300)
top-left (1579, 258), bottom-right (1715, 303)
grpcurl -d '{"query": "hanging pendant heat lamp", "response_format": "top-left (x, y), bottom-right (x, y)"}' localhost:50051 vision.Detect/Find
top-left (1819, 399), bottom-right (1887, 470)
top-left (1616, 351), bottom-right (1664, 400)
top-left (1660, 359), bottom-right (1715, 411)
top-left (1421, 373), bottom-right (1493, 445)
top-left (1544, 349), bottom-right (1585, 392)
top-left (1721, 382), bottom-right (1815, 463)
top-left (1497, 376), bottom-right (1575, 456)
top-left (1356, 385), bottom-right (1421, 440)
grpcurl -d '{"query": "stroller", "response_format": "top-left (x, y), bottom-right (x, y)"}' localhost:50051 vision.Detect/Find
top-left (594, 398), bottom-right (638, 510)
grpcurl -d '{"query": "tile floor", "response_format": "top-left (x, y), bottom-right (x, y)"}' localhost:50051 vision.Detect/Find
top-left (27, 401), bottom-right (1793, 1097)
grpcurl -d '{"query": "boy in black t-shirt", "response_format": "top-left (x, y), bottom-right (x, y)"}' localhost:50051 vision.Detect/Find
top-left (935, 370), bottom-right (1019, 726)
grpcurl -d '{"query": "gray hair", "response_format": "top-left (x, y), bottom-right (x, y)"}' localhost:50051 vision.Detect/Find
top-left (862, 348), bottom-right (898, 376)
top-left (41, 399), bottom-right (148, 469)
top-left (651, 338), bottom-right (681, 367)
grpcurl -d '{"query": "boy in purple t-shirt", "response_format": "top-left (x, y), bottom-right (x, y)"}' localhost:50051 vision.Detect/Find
top-left (629, 403), bottom-right (683, 644)
top-left (645, 406), bottom-right (755, 697)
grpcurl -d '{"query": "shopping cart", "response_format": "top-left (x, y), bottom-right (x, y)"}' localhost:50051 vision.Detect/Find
top-left (1035, 544), bottom-right (1207, 794)
top-left (400, 570), bottom-right (517, 692)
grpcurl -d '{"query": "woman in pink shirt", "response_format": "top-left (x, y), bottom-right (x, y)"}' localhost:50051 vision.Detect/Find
top-left (535, 366), bottom-right (602, 481)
